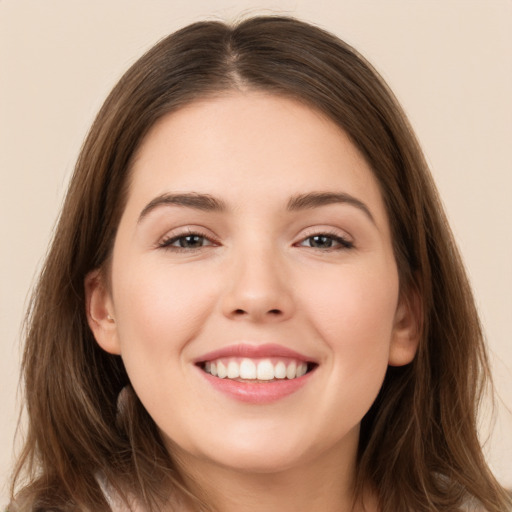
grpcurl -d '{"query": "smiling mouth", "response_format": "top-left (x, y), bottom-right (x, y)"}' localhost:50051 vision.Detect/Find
top-left (197, 357), bottom-right (318, 382)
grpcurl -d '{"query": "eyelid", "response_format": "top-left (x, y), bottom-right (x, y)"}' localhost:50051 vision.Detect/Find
top-left (297, 226), bottom-right (353, 242)
top-left (155, 225), bottom-right (354, 251)
top-left (294, 227), bottom-right (355, 250)
top-left (156, 226), bottom-right (220, 250)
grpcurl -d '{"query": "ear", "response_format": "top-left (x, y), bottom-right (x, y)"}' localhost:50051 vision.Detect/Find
top-left (388, 286), bottom-right (422, 367)
top-left (84, 269), bottom-right (121, 355)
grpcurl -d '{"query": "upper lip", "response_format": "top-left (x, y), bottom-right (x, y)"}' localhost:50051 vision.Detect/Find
top-left (194, 343), bottom-right (317, 364)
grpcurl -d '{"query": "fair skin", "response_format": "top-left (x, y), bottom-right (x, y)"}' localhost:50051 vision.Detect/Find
top-left (86, 92), bottom-right (419, 512)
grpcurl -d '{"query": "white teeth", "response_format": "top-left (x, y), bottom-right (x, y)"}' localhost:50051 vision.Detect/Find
top-left (239, 358), bottom-right (257, 379)
top-left (203, 358), bottom-right (312, 380)
top-left (274, 361), bottom-right (286, 379)
top-left (227, 361), bottom-right (239, 379)
top-left (217, 361), bottom-right (227, 379)
top-left (296, 363), bottom-right (307, 377)
top-left (286, 361), bottom-right (297, 380)
top-left (257, 359), bottom-right (274, 380)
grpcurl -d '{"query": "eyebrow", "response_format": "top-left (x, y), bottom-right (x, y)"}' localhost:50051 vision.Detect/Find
top-left (287, 192), bottom-right (375, 224)
top-left (138, 193), bottom-right (226, 222)
top-left (138, 191), bottom-right (375, 224)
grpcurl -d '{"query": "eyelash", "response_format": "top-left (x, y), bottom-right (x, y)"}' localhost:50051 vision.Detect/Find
top-left (296, 231), bottom-right (354, 251)
top-left (158, 229), bottom-right (354, 252)
top-left (158, 229), bottom-right (217, 251)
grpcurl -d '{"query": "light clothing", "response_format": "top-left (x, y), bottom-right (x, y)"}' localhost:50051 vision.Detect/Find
top-left (97, 474), bottom-right (145, 512)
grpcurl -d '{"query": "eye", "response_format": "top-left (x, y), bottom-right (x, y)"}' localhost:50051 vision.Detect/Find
top-left (158, 231), bottom-right (216, 251)
top-left (298, 233), bottom-right (354, 250)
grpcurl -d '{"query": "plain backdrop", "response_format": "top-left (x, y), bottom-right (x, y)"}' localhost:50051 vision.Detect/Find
top-left (1, 0), bottom-right (511, 504)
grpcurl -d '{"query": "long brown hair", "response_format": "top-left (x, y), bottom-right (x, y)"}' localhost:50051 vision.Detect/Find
top-left (10, 16), bottom-right (511, 512)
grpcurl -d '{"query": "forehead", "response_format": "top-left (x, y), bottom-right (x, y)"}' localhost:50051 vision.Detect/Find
top-left (125, 92), bottom-right (388, 225)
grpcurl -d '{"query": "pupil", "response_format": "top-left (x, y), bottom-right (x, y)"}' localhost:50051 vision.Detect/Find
top-left (180, 235), bottom-right (202, 248)
top-left (311, 235), bottom-right (332, 248)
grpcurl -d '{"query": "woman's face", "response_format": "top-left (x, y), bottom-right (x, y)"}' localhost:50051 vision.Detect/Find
top-left (87, 92), bottom-right (418, 476)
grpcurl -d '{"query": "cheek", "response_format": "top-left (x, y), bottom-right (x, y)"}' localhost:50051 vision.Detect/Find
top-left (112, 260), bottom-right (218, 360)
top-left (301, 260), bottom-right (399, 387)
top-left (305, 257), bottom-right (398, 329)
top-left (110, 261), bottom-right (223, 425)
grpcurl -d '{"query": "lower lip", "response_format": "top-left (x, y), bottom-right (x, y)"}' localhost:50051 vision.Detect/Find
top-left (198, 368), bottom-right (314, 404)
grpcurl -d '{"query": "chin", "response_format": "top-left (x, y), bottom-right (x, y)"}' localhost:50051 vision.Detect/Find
top-left (166, 426), bottom-right (314, 476)
top-left (203, 444), bottom-right (308, 475)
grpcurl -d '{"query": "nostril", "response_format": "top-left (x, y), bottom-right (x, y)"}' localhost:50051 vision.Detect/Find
top-left (228, 307), bottom-right (286, 319)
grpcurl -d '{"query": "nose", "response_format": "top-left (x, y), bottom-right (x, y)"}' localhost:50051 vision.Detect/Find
top-left (221, 246), bottom-right (295, 323)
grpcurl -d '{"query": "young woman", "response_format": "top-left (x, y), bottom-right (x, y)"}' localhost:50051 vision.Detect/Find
top-left (9, 16), bottom-right (511, 512)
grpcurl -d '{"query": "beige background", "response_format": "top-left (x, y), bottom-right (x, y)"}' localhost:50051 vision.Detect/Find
top-left (1, 0), bottom-right (511, 503)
